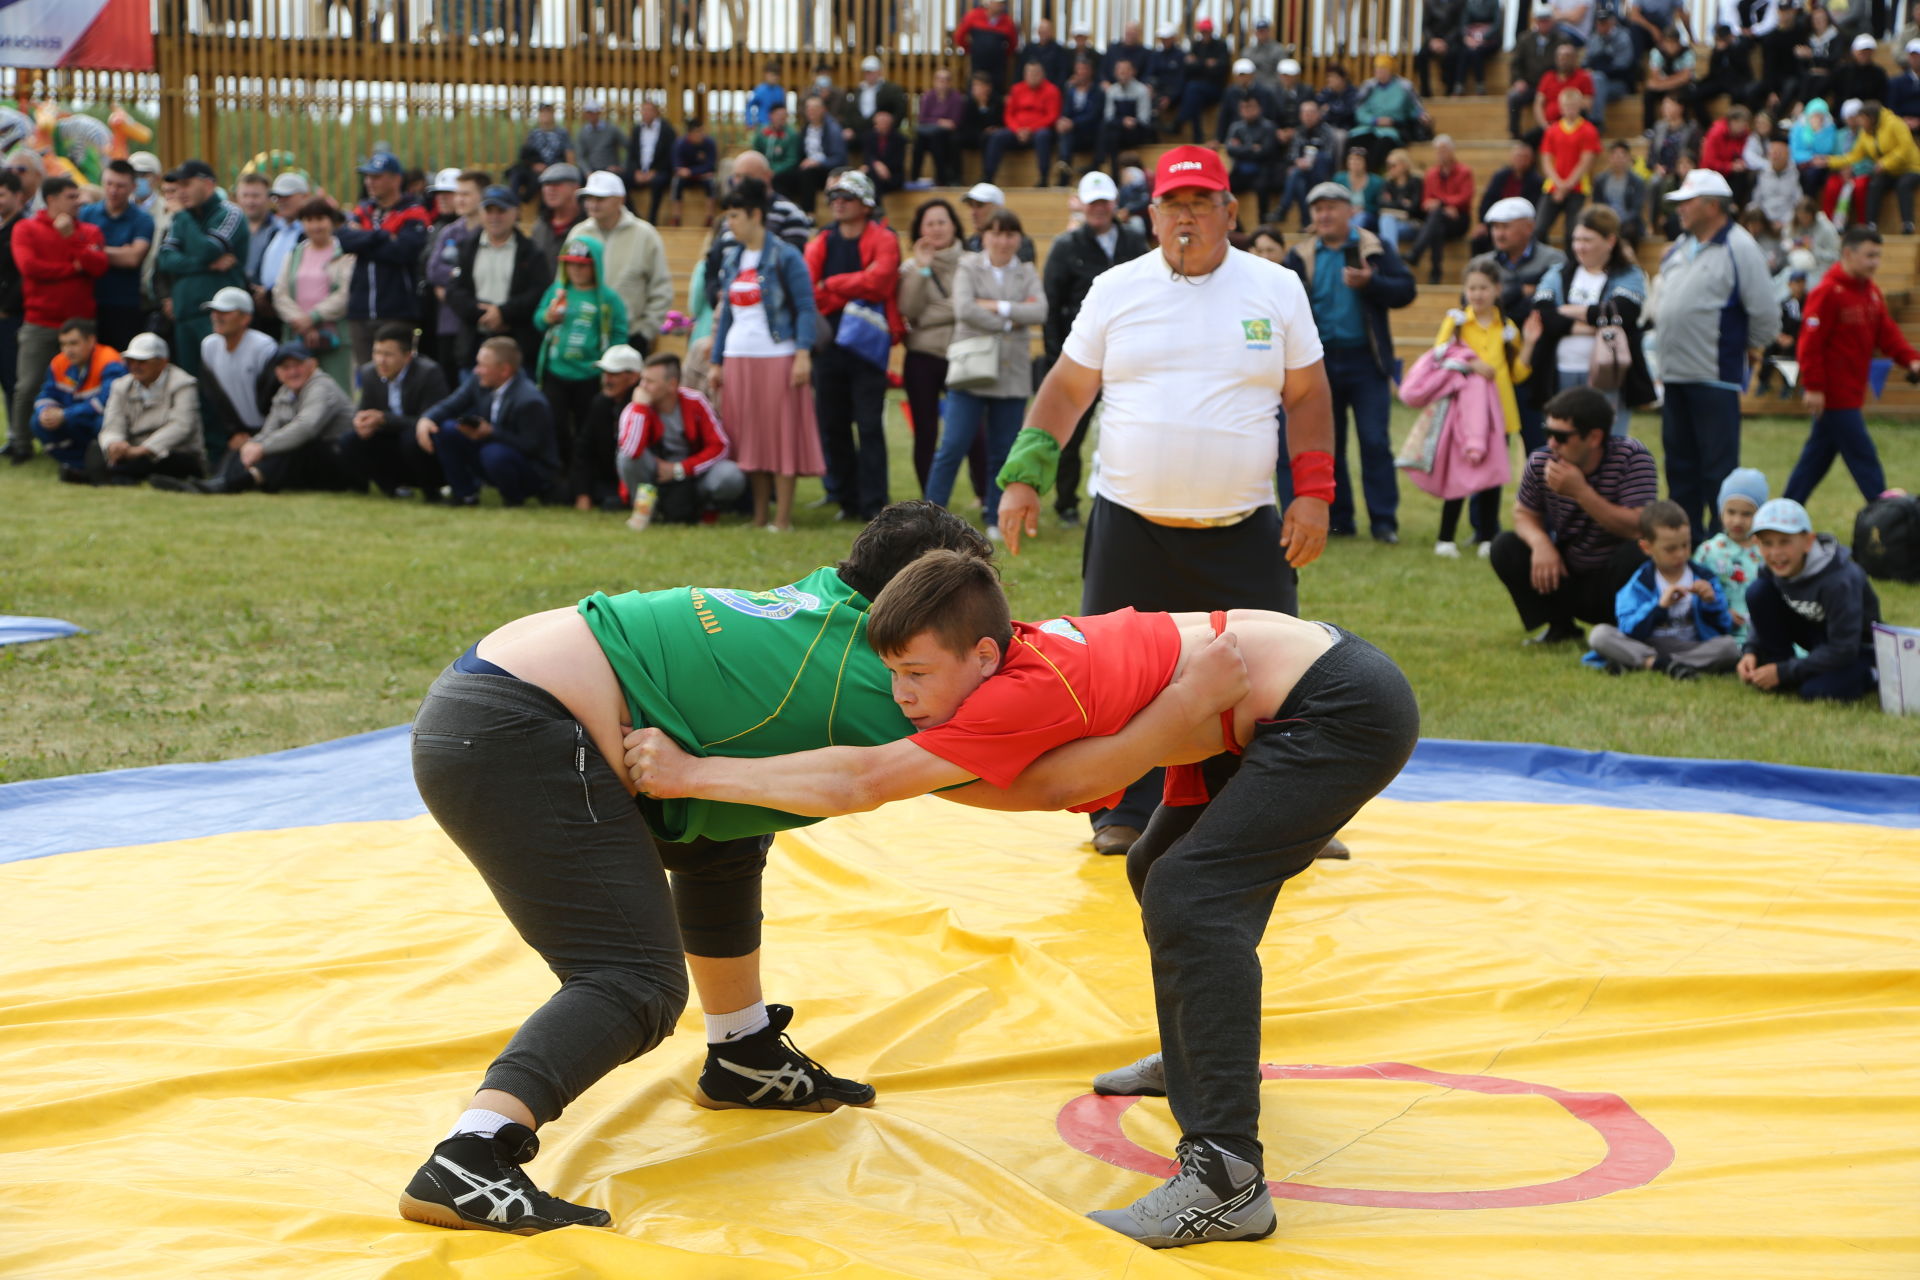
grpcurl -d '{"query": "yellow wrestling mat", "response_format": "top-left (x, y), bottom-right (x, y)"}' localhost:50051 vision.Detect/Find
top-left (5, 790), bottom-right (1920, 1279)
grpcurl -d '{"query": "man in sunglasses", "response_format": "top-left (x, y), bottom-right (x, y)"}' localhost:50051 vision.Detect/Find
top-left (1487, 385), bottom-right (1660, 646)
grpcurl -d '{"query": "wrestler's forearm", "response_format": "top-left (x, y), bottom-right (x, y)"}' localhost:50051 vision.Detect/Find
top-left (678, 740), bottom-right (973, 816)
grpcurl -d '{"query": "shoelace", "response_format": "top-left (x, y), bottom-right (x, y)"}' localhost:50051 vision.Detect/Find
top-left (1133, 1140), bottom-right (1214, 1220)
top-left (775, 1030), bottom-right (845, 1084)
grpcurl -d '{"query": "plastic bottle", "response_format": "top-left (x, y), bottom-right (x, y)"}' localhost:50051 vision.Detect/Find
top-left (627, 483), bottom-right (658, 532)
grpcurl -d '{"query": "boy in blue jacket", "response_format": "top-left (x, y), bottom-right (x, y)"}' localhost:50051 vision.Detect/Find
top-left (1589, 500), bottom-right (1741, 679)
top-left (1737, 497), bottom-right (1881, 701)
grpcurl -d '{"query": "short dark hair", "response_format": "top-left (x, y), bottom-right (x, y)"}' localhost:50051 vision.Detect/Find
top-left (1842, 224), bottom-right (1884, 250)
top-left (106, 159), bottom-right (136, 178)
top-left (373, 322), bottom-right (415, 350)
top-left (1249, 224), bottom-right (1287, 253)
top-left (0, 171), bottom-right (21, 195)
top-left (237, 171), bottom-right (270, 189)
top-left (836, 500), bottom-right (993, 604)
top-left (458, 168), bottom-right (494, 188)
top-left (298, 197), bottom-right (344, 222)
top-left (643, 351), bottom-right (681, 380)
top-left (1609, 139), bottom-right (1632, 154)
top-left (57, 316), bottom-right (96, 338)
top-left (910, 197), bottom-right (961, 241)
top-left (478, 335), bottom-right (522, 368)
top-left (720, 176), bottom-right (769, 215)
top-left (1638, 499), bottom-right (1690, 541)
top-left (981, 207), bottom-right (1024, 236)
top-left (1544, 385), bottom-right (1613, 436)
top-left (687, 116), bottom-right (706, 131)
top-left (40, 175), bottom-right (76, 201)
top-left (867, 549), bottom-right (1013, 661)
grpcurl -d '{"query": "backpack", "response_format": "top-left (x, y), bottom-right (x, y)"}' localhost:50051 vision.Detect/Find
top-left (1854, 495), bottom-right (1920, 582)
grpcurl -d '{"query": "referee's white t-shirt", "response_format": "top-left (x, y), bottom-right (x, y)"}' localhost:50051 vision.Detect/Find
top-left (1062, 246), bottom-right (1324, 521)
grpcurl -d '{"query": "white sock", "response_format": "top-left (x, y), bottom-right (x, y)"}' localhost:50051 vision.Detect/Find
top-left (704, 1000), bottom-right (770, 1044)
top-left (444, 1108), bottom-right (520, 1142)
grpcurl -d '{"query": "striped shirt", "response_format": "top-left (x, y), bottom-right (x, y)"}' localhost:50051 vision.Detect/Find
top-left (1516, 435), bottom-right (1659, 571)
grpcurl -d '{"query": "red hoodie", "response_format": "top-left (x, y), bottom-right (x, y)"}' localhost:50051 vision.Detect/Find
top-left (954, 6), bottom-right (1018, 52)
top-left (1699, 119), bottom-right (1749, 175)
top-left (12, 209), bottom-right (108, 328)
top-left (1798, 261), bottom-right (1920, 410)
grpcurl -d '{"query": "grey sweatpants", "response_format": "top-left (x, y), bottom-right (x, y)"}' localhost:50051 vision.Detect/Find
top-left (1588, 625), bottom-right (1740, 673)
top-left (1124, 627), bottom-right (1420, 1169)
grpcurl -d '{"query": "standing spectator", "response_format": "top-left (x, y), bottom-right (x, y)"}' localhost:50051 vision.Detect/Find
top-left (422, 170), bottom-right (485, 372)
top-left (1889, 38), bottom-right (1920, 128)
top-left (927, 207), bottom-right (1044, 535)
top-left (337, 152), bottom-right (433, 367)
top-left (1096, 60), bottom-right (1156, 170)
top-left (233, 173), bottom-right (277, 322)
top-left (1019, 17), bottom-right (1072, 87)
top-left (1526, 205), bottom-right (1652, 437)
top-left (128, 152), bottom-right (164, 216)
top-left (415, 336), bottom-right (558, 507)
top-left (912, 67), bottom-right (967, 186)
top-left (1651, 168), bottom-right (1780, 538)
top-left (841, 56), bottom-right (912, 145)
top-left (1484, 198), bottom-right (1565, 450)
top-left (669, 121), bottom-right (719, 227)
top-left (955, 0), bottom-right (1020, 92)
top-left (1040, 171), bottom-right (1147, 527)
top-left (530, 163), bottom-right (587, 260)
top-left (1536, 43), bottom-right (1596, 131)
top-left (1283, 181), bottom-right (1417, 543)
top-left (154, 159), bottom-right (246, 456)
top-left (1406, 134), bottom-right (1475, 283)
top-left (86, 332), bottom-right (203, 485)
top-left (510, 102), bottom-right (574, 204)
top-left (1274, 100), bottom-right (1338, 230)
top-left (447, 186), bottom-right (548, 369)
top-left (615, 350), bottom-right (746, 527)
top-left (898, 198), bottom-right (965, 496)
top-left (271, 200), bottom-right (356, 392)
top-left (340, 321), bottom-right (448, 499)
top-left (573, 170), bottom-right (672, 356)
top-left (1592, 140), bottom-right (1649, 243)
top-left (1538, 87), bottom-right (1602, 246)
top-left (804, 170), bottom-right (900, 522)
top-left (1173, 18), bottom-right (1231, 143)
top-left (1826, 100), bottom-right (1920, 231)
top-left (1417, 258), bottom-right (1530, 555)
top-left (32, 317), bottom-right (123, 480)
top-left (1701, 105), bottom-right (1759, 205)
top-left (152, 341), bottom-right (353, 495)
top-left (1217, 58), bottom-right (1279, 144)
top-left (198, 286), bottom-right (278, 450)
top-left (534, 235), bottom-right (627, 483)
top-left (1785, 225), bottom-right (1920, 504)
top-left (709, 178), bottom-right (820, 533)
top-left (1828, 33), bottom-right (1891, 111)
top-left (628, 101), bottom-right (677, 226)
top-left (1510, 5), bottom-right (1566, 137)
top-left (0, 171), bottom-right (23, 459)
top-left (81, 160), bottom-right (154, 354)
top-left (1056, 58), bottom-right (1107, 182)
top-left (252, 173), bottom-right (313, 343)
top-left (784, 96), bottom-right (848, 216)
top-left (1145, 25), bottom-right (1189, 124)
top-left (575, 99), bottom-right (625, 178)
top-left (1350, 55), bottom-right (1432, 170)
top-left (746, 63), bottom-right (789, 128)
top-left (1644, 32), bottom-right (1699, 129)
top-left (566, 343), bottom-right (639, 512)
top-left (1226, 94), bottom-right (1282, 223)
top-left (860, 111), bottom-right (908, 196)
top-left (753, 103), bottom-right (802, 188)
top-left (996, 145), bottom-right (1336, 854)
top-left (1418, 0), bottom-right (1467, 98)
top-left (1583, 10), bottom-right (1637, 121)
top-left (1244, 16), bottom-right (1287, 89)
top-left (696, 152), bottom-right (814, 323)
top-left (1489, 385), bottom-right (1659, 642)
top-left (960, 183), bottom-right (1037, 262)
top-left (986, 61), bottom-right (1064, 186)
top-left (12, 174), bottom-right (108, 462)
top-left (1100, 19), bottom-right (1149, 87)
top-left (7, 149), bottom-right (43, 212)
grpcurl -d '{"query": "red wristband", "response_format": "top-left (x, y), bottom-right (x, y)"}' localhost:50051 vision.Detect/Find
top-left (1291, 449), bottom-right (1336, 504)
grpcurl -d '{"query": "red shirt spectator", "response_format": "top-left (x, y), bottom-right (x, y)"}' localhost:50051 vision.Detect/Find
top-left (1536, 68), bottom-right (1594, 124)
top-left (12, 206), bottom-right (108, 328)
top-left (1699, 117), bottom-right (1750, 175)
top-left (954, 3), bottom-right (1019, 54)
top-left (1541, 115), bottom-right (1602, 195)
top-left (1004, 77), bottom-right (1064, 133)
top-left (1421, 160), bottom-right (1476, 219)
top-left (616, 386), bottom-right (733, 476)
top-left (1798, 260), bottom-right (1920, 410)
top-left (804, 215), bottom-right (904, 336)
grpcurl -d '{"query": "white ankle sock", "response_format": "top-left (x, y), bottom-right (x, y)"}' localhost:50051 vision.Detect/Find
top-left (704, 1000), bottom-right (771, 1044)
top-left (445, 1108), bottom-right (520, 1142)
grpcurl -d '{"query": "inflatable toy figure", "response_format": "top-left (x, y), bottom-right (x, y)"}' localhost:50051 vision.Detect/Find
top-left (108, 106), bottom-right (152, 161)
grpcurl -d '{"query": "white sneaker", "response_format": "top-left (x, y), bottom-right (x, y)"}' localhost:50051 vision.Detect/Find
top-left (1434, 540), bottom-right (1461, 559)
top-left (1478, 540), bottom-right (1493, 559)
top-left (985, 525), bottom-right (1004, 543)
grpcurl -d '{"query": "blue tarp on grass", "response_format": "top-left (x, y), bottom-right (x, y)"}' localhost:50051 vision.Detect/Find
top-left (0, 615), bottom-right (85, 647)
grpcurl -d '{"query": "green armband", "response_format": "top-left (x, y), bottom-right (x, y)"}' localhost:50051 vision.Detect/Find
top-left (996, 428), bottom-right (1061, 496)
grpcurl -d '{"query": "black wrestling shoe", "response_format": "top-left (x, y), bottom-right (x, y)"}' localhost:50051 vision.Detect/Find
top-left (694, 1004), bottom-right (876, 1112)
top-left (399, 1123), bottom-right (612, 1234)
top-left (1523, 623), bottom-right (1583, 647)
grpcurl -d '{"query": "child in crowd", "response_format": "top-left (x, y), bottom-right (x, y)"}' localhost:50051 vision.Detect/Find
top-left (1738, 497), bottom-right (1882, 701)
top-left (1694, 468), bottom-right (1770, 643)
top-left (1589, 500), bottom-right (1740, 679)
top-left (1755, 269), bottom-right (1807, 396)
top-left (1784, 197), bottom-right (1841, 277)
top-left (1739, 205), bottom-right (1786, 274)
top-left (1114, 154), bottom-right (1152, 227)
top-left (1416, 257), bottom-right (1529, 558)
top-left (535, 236), bottom-right (628, 488)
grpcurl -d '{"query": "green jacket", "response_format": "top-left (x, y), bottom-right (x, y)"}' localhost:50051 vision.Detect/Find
top-left (752, 124), bottom-right (803, 175)
top-left (155, 193), bottom-right (250, 314)
top-left (533, 233), bottom-right (629, 382)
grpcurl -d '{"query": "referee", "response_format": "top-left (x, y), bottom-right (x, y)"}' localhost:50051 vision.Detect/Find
top-left (998, 144), bottom-right (1337, 856)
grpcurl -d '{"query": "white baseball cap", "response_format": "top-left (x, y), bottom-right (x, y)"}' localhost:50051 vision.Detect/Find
top-left (1157, 21), bottom-right (1179, 37)
top-left (1279, 58), bottom-right (1302, 75)
top-left (581, 169), bottom-right (627, 199)
top-left (427, 166), bottom-right (462, 193)
top-left (595, 344), bottom-right (645, 374)
top-left (124, 332), bottom-right (169, 360)
top-left (582, 96), bottom-right (605, 112)
top-left (1077, 171), bottom-right (1119, 203)
top-left (269, 171), bottom-right (311, 197)
top-left (861, 54), bottom-right (883, 71)
top-left (1664, 167), bottom-right (1734, 201)
top-left (964, 181), bottom-right (1006, 205)
top-left (1852, 33), bottom-right (1879, 50)
top-left (1907, 37), bottom-right (1920, 53)
top-left (1484, 196), bottom-right (1537, 223)
top-left (1840, 97), bottom-right (1864, 119)
top-left (1232, 57), bottom-right (1256, 74)
top-left (129, 151), bottom-right (162, 175)
top-left (203, 286), bottom-right (255, 314)
top-left (1070, 20), bottom-right (1092, 35)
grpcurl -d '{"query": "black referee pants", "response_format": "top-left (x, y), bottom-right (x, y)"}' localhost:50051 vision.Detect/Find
top-left (1081, 496), bottom-right (1298, 833)
top-left (1488, 532), bottom-right (1644, 633)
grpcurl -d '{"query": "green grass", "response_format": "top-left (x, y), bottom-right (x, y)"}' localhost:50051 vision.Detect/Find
top-left (2, 401), bottom-right (1916, 783)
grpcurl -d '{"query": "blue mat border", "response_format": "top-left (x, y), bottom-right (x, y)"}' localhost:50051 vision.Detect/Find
top-left (3, 728), bottom-right (1916, 865)
top-left (0, 615), bottom-right (87, 647)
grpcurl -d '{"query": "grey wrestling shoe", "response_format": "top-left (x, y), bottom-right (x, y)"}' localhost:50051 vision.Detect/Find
top-left (1093, 1052), bottom-right (1166, 1097)
top-left (1087, 1137), bottom-right (1276, 1248)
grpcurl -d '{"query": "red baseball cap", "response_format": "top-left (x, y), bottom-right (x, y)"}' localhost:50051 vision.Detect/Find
top-left (1195, 17), bottom-right (1214, 31)
top-left (1152, 145), bottom-right (1231, 199)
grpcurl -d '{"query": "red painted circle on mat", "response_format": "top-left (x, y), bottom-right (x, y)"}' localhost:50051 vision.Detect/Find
top-left (1057, 1062), bottom-right (1676, 1210)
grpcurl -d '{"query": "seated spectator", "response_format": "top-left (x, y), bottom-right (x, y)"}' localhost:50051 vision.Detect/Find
top-left (1313, 63), bottom-right (1355, 131)
top-left (1114, 155), bottom-right (1152, 226)
top-left (84, 332), bottom-right (203, 485)
top-left (1695, 467), bottom-right (1769, 642)
top-left (1380, 148), bottom-right (1430, 258)
top-left (1698, 23), bottom-right (1763, 114)
top-left (1588, 500), bottom-right (1742, 677)
top-left (1019, 18), bottom-right (1072, 89)
top-left (508, 101), bottom-right (573, 205)
top-left (1535, 43), bottom-right (1595, 132)
top-left (36, 318), bottom-right (124, 480)
top-left (447, 185), bottom-right (546, 370)
top-left (1648, 94), bottom-right (1703, 210)
top-left (1753, 135), bottom-right (1803, 231)
top-left (1509, 5), bottom-right (1567, 137)
top-left (340, 321), bottom-right (450, 499)
top-left (1454, 0), bottom-right (1503, 93)
top-left (1417, 0), bottom-right (1467, 99)
top-left (1225, 95), bottom-right (1281, 223)
top-left (1471, 140), bottom-right (1545, 255)
top-left (1145, 24), bottom-right (1189, 123)
top-left (574, 99), bottom-right (625, 189)
top-left (628, 100), bottom-right (677, 226)
top-left (535, 235), bottom-right (627, 484)
top-left (1099, 19), bottom-right (1149, 88)
top-left (568, 343), bottom-right (641, 512)
top-left (860, 111), bottom-right (908, 197)
top-left (1790, 97), bottom-right (1843, 194)
top-left (752, 103), bottom-right (801, 186)
top-left (1744, 108), bottom-right (1779, 172)
top-left (1701, 105), bottom-right (1757, 205)
top-left (1274, 100), bottom-right (1338, 230)
top-left (616, 350), bottom-right (746, 529)
top-left (1627, 0), bottom-right (1696, 63)
top-left (913, 67), bottom-right (968, 187)
top-left (1096, 59), bottom-right (1155, 169)
top-left (1350, 55), bottom-right (1432, 170)
top-left (1055, 58), bottom-right (1106, 182)
top-left (199, 286), bottom-right (278, 453)
top-left (1738, 497), bottom-right (1880, 700)
top-left (1791, 7), bottom-right (1843, 109)
top-left (1334, 145), bottom-right (1386, 231)
top-left (1244, 16), bottom-right (1286, 91)
top-left (1488, 385), bottom-right (1658, 643)
top-left (1217, 58), bottom-right (1277, 143)
top-left (1591, 141), bottom-right (1648, 243)
top-left (1551, 0), bottom-right (1595, 46)
top-left (271, 199), bottom-right (356, 391)
top-left (1406, 140), bottom-right (1473, 283)
top-left (840, 56), bottom-right (911, 146)
top-left (784, 96), bottom-right (849, 216)
top-left (1643, 30), bottom-right (1698, 130)
top-left (1826, 100), bottom-right (1920, 233)
top-left (152, 340), bottom-right (352, 495)
top-left (957, 71), bottom-right (1006, 175)
top-left (1784, 196), bottom-right (1842, 275)
top-left (669, 120), bottom-right (718, 227)
top-left (1584, 12), bottom-right (1636, 122)
top-left (1538, 87), bottom-right (1602, 246)
top-left (986, 61), bottom-right (1064, 187)
top-left (1890, 38), bottom-right (1920, 130)
top-left (1173, 18), bottom-right (1231, 143)
top-left (1755, 267), bottom-right (1808, 395)
top-left (415, 336), bottom-right (558, 507)
top-left (1826, 33), bottom-right (1890, 114)
top-left (1740, 205), bottom-right (1787, 274)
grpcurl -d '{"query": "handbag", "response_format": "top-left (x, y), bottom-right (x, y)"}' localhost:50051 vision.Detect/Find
top-left (1588, 299), bottom-right (1632, 392)
top-left (944, 333), bottom-right (1000, 391)
top-left (834, 299), bottom-right (892, 370)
